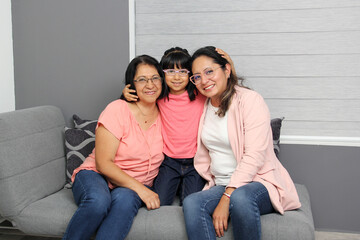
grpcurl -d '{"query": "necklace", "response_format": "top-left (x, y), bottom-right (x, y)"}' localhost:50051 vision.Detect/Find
top-left (135, 103), bottom-right (156, 123)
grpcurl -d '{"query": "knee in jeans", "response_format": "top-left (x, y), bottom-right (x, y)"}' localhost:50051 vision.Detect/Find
top-left (183, 193), bottom-right (199, 213)
top-left (112, 188), bottom-right (139, 209)
top-left (230, 190), bottom-right (253, 211)
top-left (86, 193), bottom-right (111, 217)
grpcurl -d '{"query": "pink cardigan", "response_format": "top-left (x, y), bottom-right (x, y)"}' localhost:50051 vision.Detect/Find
top-left (194, 86), bottom-right (301, 214)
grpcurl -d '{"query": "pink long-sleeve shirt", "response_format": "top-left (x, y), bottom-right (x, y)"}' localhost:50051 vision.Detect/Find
top-left (194, 86), bottom-right (301, 214)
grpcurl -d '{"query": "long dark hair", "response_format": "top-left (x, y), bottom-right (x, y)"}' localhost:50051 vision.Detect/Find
top-left (160, 47), bottom-right (198, 101)
top-left (120, 55), bottom-right (168, 101)
top-left (191, 46), bottom-right (245, 117)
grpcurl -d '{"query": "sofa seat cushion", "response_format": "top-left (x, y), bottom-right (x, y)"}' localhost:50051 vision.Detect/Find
top-left (11, 184), bottom-right (314, 240)
top-left (13, 188), bottom-right (76, 237)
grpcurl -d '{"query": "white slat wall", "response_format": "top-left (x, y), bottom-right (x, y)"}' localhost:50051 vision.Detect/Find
top-left (133, 0), bottom-right (360, 144)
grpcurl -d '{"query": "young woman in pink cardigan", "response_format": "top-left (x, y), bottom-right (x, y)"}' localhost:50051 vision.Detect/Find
top-left (183, 46), bottom-right (301, 240)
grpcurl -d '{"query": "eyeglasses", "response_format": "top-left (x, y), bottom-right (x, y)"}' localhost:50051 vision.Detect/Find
top-left (134, 75), bottom-right (162, 85)
top-left (163, 69), bottom-right (190, 76)
top-left (189, 66), bottom-right (222, 85)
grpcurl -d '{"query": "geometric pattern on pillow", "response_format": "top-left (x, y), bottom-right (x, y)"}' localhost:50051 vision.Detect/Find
top-left (270, 117), bottom-right (284, 158)
top-left (64, 127), bottom-right (95, 188)
top-left (65, 121), bottom-right (97, 188)
top-left (73, 114), bottom-right (97, 134)
top-left (63, 115), bottom-right (98, 188)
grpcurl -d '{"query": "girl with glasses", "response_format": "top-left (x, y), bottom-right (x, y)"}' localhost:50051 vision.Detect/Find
top-left (123, 47), bottom-right (207, 206)
top-left (183, 46), bottom-right (301, 240)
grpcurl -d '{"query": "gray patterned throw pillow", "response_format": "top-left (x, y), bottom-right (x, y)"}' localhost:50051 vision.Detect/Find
top-left (64, 115), bottom-right (97, 188)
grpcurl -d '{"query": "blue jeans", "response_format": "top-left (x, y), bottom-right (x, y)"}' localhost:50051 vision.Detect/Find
top-left (183, 182), bottom-right (275, 240)
top-left (62, 170), bottom-right (143, 240)
top-left (153, 155), bottom-right (205, 206)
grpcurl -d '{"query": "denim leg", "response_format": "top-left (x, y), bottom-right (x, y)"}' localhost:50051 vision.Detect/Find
top-left (183, 186), bottom-right (225, 240)
top-left (229, 182), bottom-right (274, 240)
top-left (181, 164), bottom-right (206, 204)
top-left (95, 187), bottom-right (143, 240)
top-left (62, 170), bottom-right (111, 240)
top-left (153, 155), bottom-right (181, 205)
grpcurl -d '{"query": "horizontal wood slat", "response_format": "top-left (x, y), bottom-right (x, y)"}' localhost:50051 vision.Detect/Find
top-left (280, 121), bottom-right (360, 137)
top-left (266, 99), bottom-right (360, 122)
top-left (136, 8), bottom-right (360, 34)
top-left (136, 31), bottom-right (360, 56)
top-left (136, 0), bottom-right (360, 13)
top-left (247, 77), bottom-right (360, 99)
top-left (232, 55), bottom-right (360, 77)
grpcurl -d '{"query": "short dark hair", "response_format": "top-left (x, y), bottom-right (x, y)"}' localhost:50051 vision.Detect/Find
top-left (191, 46), bottom-right (245, 117)
top-left (160, 47), bottom-right (198, 101)
top-left (120, 55), bottom-right (168, 101)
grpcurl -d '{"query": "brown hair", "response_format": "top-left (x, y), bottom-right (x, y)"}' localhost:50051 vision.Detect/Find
top-left (191, 46), bottom-right (246, 117)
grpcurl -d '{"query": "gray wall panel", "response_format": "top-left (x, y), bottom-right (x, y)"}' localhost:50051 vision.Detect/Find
top-left (12, 0), bottom-right (129, 126)
top-left (279, 144), bottom-right (360, 232)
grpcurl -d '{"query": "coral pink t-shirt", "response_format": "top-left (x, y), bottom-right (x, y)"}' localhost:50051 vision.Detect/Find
top-left (72, 100), bottom-right (164, 188)
top-left (157, 92), bottom-right (206, 158)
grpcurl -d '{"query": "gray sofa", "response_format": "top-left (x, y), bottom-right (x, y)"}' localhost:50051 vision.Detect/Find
top-left (0, 105), bottom-right (315, 239)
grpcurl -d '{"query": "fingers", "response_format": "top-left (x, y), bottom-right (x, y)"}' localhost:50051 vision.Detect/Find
top-left (145, 198), bottom-right (160, 210)
top-left (127, 93), bottom-right (138, 102)
top-left (216, 48), bottom-right (231, 62)
top-left (213, 218), bottom-right (226, 237)
top-left (223, 219), bottom-right (228, 231)
top-left (123, 84), bottom-right (138, 102)
top-left (144, 192), bottom-right (160, 210)
top-left (212, 200), bottom-right (229, 238)
top-left (216, 48), bottom-right (226, 56)
top-left (151, 195), bottom-right (160, 209)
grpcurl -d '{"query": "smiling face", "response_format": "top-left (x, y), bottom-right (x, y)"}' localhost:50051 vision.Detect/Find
top-left (192, 56), bottom-right (230, 106)
top-left (164, 65), bottom-right (190, 95)
top-left (133, 64), bottom-right (162, 104)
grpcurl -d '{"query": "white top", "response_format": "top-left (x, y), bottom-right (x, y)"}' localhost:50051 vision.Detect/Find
top-left (201, 102), bottom-right (237, 186)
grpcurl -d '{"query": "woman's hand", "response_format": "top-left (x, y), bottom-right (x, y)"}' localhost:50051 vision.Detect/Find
top-left (212, 196), bottom-right (230, 237)
top-left (216, 48), bottom-right (237, 76)
top-left (137, 186), bottom-right (160, 210)
top-left (122, 84), bottom-right (138, 102)
top-left (95, 125), bottom-right (160, 210)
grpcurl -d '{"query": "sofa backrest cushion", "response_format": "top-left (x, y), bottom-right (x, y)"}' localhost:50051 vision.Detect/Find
top-left (0, 106), bottom-right (66, 218)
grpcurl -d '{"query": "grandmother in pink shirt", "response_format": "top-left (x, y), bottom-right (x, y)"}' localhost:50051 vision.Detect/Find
top-left (183, 46), bottom-right (301, 240)
top-left (63, 55), bottom-right (167, 240)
